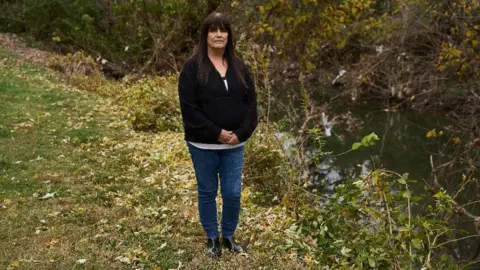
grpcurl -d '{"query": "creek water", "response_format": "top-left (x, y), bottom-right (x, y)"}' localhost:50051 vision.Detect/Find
top-left (311, 102), bottom-right (452, 193)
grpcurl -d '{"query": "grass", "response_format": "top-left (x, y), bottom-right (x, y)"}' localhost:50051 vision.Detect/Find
top-left (0, 47), bottom-right (306, 269)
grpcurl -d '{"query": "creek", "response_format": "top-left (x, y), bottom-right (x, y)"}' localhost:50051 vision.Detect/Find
top-left (272, 86), bottom-right (480, 263)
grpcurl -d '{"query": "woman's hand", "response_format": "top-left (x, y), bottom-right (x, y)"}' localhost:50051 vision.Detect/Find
top-left (218, 129), bottom-right (233, 144)
top-left (227, 133), bottom-right (239, 145)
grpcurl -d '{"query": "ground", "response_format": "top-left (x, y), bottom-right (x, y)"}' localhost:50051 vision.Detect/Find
top-left (0, 35), bottom-right (307, 269)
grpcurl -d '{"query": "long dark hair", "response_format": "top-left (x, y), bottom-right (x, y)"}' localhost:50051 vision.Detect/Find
top-left (193, 12), bottom-right (248, 88)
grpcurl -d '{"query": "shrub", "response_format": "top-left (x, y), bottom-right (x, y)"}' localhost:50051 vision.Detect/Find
top-left (117, 75), bottom-right (182, 132)
top-left (286, 170), bottom-right (459, 269)
top-left (47, 51), bottom-right (99, 77)
top-left (47, 51), bottom-right (181, 131)
top-left (48, 51), bottom-right (119, 96)
top-left (243, 123), bottom-right (294, 205)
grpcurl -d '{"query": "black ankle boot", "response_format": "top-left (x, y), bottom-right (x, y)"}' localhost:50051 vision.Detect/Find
top-left (222, 236), bottom-right (244, 253)
top-left (207, 237), bottom-right (222, 257)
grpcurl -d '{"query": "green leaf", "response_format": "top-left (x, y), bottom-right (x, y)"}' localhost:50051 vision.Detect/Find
top-left (368, 257), bottom-right (376, 267)
top-left (402, 190), bottom-right (411, 199)
top-left (397, 178), bottom-right (406, 184)
top-left (433, 191), bottom-right (444, 199)
top-left (352, 133), bottom-right (380, 150)
top-left (412, 238), bottom-right (422, 249)
top-left (360, 132), bottom-right (380, 148)
top-left (352, 142), bottom-right (362, 150)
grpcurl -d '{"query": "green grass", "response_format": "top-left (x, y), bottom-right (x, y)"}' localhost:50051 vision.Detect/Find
top-left (0, 47), bottom-right (306, 269)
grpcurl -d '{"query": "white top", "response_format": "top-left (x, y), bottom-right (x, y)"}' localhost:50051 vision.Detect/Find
top-left (223, 77), bottom-right (228, 91)
top-left (188, 141), bottom-right (245, 150)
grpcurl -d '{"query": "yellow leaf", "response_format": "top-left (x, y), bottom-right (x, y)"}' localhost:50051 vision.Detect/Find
top-left (451, 137), bottom-right (461, 144)
top-left (426, 129), bottom-right (437, 138)
top-left (438, 130), bottom-right (444, 136)
top-left (11, 261), bottom-right (20, 267)
top-left (258, 6), bottom-right (265, 15)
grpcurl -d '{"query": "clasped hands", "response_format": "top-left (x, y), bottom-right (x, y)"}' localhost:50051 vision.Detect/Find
top-left (218, 129), bottom-right (239, 145)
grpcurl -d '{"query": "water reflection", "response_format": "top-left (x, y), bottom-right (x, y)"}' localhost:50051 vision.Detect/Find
top-left (275, 131), bottom-right (375, 192)
top-left (308, 156), bottom-right (373, 192)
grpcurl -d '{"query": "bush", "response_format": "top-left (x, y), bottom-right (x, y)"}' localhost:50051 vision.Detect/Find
top-left (47, 51), bottom-right (181, 132)
top-left (287, 170), bottom-right (459, 269)
top-left (243, 123), bottom-right (293, 205)
top-left (48, 51), bottom-right (118, 96)
top-left (117, 75), bottom-right (182, 132)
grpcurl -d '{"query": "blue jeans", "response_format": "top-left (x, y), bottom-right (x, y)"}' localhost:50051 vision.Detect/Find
top-left (187, 143), bottom-right (244, 238)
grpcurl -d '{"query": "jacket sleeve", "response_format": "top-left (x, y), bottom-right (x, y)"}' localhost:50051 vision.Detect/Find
top-left (233, 65), bottom-right (258, 142)
top-left (178, 61), bottom-right (222, 141)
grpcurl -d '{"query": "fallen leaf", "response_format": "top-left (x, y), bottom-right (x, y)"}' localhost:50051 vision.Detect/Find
top-left (39, 192), bottom-right (56, 200)
top-left (114, 256), bottom-right (131, 264)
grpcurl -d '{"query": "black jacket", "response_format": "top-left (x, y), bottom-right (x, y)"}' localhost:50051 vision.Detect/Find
top-left (178, 57), bottom-right (258, 144)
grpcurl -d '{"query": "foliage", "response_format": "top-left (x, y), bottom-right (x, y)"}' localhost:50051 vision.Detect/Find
top-left (254, 0), bottom-right (391, 70)
top-left (48, 51), bottom-right (99, 77)
top-left (47, 51), bottom-right (118, 96)
top-left (288, 171), bottom-right (460, 269)
top-left (235, 33), bottom-right (274, 123)
top-left (247, 0), bottom-right (480, 105)
top-left (117, 75), bottom-right (182, 132)
top-left (435, 1), bottom-right (480, 79)
top-left (351, 132), bottom-right (380, 150)
top-left (47, 51), bottom-right (182, 132)
top-left (243, 123), bottom-right (290, 205)
top-left (1, 0), bottom-right (208, 72)
top-left (2, 0), bottom-right (480, 109)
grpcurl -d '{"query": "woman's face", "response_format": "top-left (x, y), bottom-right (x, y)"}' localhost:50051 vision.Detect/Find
top-left (207, 27), bottom-right (228, 51)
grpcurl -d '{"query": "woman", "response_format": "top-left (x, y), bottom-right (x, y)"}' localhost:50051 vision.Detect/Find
top-left (177, 12), bottom-right (258, 257)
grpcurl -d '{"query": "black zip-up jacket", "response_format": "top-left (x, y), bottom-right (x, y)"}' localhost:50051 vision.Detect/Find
top-left (178, 57), bottom-right (258, 144)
